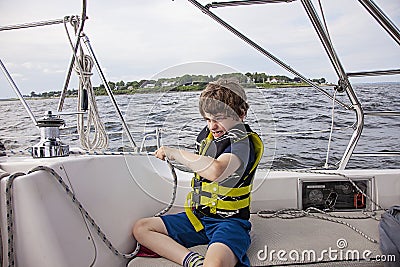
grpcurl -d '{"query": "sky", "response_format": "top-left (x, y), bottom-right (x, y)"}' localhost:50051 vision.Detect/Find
top-left (0, 0), bottom-right (399, 99)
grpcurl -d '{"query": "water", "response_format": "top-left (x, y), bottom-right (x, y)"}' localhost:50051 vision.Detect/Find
top-left (0, 83), bottom-right (399, 169)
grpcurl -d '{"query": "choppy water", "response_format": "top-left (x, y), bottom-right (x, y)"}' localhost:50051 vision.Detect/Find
top-left (0, 83), bottom-right (399, 169)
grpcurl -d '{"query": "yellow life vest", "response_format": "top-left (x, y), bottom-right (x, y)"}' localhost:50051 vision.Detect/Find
top-left (185, 126), bottom-right (264, 232)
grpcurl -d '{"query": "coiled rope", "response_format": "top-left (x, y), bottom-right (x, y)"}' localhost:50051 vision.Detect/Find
top-left (64, 16), bottom-right (109, 151)
top-left (75, 54), bottom-right (109, 150)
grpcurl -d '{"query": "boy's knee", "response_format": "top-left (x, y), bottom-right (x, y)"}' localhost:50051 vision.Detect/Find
top-left (132, 217), bottom-right (150, 238)
top-left (133, 217), bottom-right (164, 240)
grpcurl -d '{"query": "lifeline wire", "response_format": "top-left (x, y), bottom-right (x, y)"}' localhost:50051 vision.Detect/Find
top-left (317, 0), bottom-right (340, 169)
top-left (324, 87), bottom-right (338, 168)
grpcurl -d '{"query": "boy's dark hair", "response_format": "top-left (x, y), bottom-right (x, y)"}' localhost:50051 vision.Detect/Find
top-left (199, 79), bottom-right (249, 120)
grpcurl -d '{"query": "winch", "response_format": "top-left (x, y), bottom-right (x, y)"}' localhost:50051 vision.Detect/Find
top-left (31, 111), bottom-right (69, 158)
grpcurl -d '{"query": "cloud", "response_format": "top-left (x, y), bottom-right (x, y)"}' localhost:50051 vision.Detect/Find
top-left (0, 0), bottom-right (399, 99)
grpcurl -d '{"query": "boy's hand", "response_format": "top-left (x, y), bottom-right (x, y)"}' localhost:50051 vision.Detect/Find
top-left (154, 146), bottom-right (172, 161)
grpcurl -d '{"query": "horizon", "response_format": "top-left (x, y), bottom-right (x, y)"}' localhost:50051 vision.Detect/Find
top-left (2, 79), bottom-right (399, 101)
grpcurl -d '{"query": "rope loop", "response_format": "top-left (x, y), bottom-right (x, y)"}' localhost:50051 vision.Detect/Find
top-left (75, 51), bottom-right (109, 151)
top-left (63, 13), bottom-right (109, 151)
top-left (257, 207), bottom-right (379, 243)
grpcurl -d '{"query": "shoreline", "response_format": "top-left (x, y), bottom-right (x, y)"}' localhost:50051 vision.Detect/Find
top-left (0, 82), bottom-right (330, 101)
top-left (4, 81), bottom-right (400, 101)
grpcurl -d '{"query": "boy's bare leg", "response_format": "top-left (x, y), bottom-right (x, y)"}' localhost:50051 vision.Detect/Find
top-left (204, 242), bottom-right (238, 267)
top-left (133, 217), bottom-right (190, 265)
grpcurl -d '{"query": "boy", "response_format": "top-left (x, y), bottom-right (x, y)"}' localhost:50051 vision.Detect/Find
top-left (133, 78), bottom-right (263, 267)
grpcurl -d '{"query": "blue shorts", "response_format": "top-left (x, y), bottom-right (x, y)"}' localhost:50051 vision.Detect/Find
top-left (161, 212), bottom-right (252, 267)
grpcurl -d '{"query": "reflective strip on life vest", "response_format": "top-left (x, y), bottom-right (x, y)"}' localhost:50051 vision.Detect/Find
top-left (199, 195), bottom-right (251, 211)
top-left (201, 182), bottom-right (252, 197)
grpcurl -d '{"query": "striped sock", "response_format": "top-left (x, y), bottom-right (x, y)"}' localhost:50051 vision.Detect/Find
top-left (183, 251), bottom-right (204, 267)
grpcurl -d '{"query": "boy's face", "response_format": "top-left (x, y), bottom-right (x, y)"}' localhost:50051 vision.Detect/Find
top-left (203, 112), bottom-right (243, 139)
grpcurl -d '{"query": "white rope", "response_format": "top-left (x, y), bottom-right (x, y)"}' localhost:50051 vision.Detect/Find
top-left (257, 207), bottom-right (379, 243)
top-left (63, 16), bottom-right (108, 151)
top-left (324, 87), bottom-right (338, 168)
top-left (75, 54), bottom-right (109, 151)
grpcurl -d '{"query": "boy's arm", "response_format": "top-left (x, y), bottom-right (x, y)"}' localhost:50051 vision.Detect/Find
top-left (155, 146), bottom-right (241, 182)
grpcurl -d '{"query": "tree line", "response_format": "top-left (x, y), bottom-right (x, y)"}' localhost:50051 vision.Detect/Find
top-left (27, 72), bottom-right (327, 98)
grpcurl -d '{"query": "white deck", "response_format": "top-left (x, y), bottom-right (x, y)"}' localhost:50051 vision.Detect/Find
top-left (128, 211), bottom-right (384, 266)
